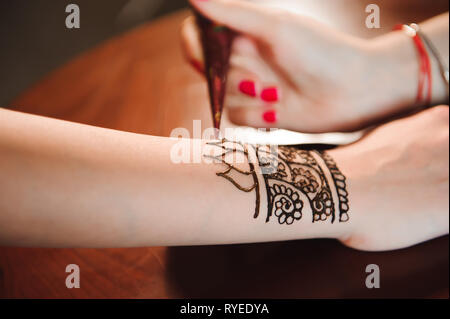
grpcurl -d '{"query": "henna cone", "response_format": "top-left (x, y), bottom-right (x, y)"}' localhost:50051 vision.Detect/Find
top-left (194, 9), bottom-right (236, 132)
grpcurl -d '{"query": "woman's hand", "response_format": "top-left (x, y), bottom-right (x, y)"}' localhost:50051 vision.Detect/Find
top-left (331, 105), bottom-right (449, 251)
top-left (183, 0), bottom-right (448, 132)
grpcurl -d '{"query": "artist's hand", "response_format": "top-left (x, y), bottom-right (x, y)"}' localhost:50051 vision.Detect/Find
top-left (183, 0), bottom-right (446, 132)
top-left (330, 106), bottom-right (449, 251)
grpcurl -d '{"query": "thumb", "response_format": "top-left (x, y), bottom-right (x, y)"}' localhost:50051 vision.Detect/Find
top-left (189, 0), bottom-right (276, 40)
top-left (181, 16), bottom-right (205, 74)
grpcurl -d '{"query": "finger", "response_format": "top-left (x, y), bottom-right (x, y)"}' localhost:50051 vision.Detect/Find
top-left (228, 106), bottom-right (335, 133)
top-left (226, 67), bottom-right (283, 129)
top-left (227, 37), bottom-right (281, 103)
top-left (189, 0), bottom-right (278, 40)
top-left (231, 35), bottom-right (261, 58)
top-left (230, 36), bottom-right (276, 80)
top-left (180, 16), bottom-right (205, 74)
top-left (227, 106), bottom-right (281, 129)
top-left (226, 69), bottom-right (281, 107)
top-left (227, 98), bottom-right (351, 133)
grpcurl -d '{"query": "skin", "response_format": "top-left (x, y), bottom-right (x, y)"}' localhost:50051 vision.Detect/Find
top-left (0, 0), bottom-right (447, 252)
top-left (333, 106), bottom-right (449, 251)
top-left (183, 0), bottom-right (449, 132)
top-left (0, 106), bottom-right (448, 251)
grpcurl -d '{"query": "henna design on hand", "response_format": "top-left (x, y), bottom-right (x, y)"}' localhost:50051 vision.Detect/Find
top-left (205, 140), bottom-right (349, 225)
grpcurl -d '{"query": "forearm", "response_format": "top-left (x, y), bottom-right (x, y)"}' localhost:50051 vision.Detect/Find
top-left (0, 108), bottom-right (352, 247)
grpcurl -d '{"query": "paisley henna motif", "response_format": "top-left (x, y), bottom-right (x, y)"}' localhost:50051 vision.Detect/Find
top-left (205, 140), bottom-right (349, 226)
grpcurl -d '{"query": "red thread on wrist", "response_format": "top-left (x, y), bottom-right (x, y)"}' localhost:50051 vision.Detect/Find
top-left (394, 24), bottom-right (432, 106)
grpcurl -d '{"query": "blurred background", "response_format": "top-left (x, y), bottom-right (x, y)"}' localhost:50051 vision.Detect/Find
top-left (0, 0), bottom-right (187, 106)
top-left (0, 0), bottom-right (448, 110)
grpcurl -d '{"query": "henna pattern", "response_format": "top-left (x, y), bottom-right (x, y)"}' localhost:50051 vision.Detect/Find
top-left (257, 146), bottom-right (337, 224)
top-left (320, 151), bottom-right (350, 222)
top-left (204, 139), bottom-right (261, 218)
top-left (205, 139), bottom-right (349, 226)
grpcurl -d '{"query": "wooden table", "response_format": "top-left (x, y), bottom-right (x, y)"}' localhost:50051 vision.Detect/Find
top-left (1, 1), bottom-right (448, 298)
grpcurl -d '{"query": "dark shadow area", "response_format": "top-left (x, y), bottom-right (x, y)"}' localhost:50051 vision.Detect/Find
top-left (0, 0), bottom-right (188, 106)
top-left (166, 236), bottom-right (449, 298)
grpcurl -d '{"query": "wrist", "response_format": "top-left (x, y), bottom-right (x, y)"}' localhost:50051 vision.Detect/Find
top-left (368, 31), bottom-right (421, 113)
top-left (369, 29), bottom-right (448, 113)
top-left (325, 147), bottom-right (364, 243)
top-left (424, 36), bottom-right (449, 105)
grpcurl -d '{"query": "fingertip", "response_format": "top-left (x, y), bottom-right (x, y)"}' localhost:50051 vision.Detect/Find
top-left (261, 87), bottom-right (279, 103)
top-left (227, 107), bottom-right (278, 129)
top-left (262, 110), bottom-right (278, 124)
top-left (180, 16), bottom-right (204, 73)
top-left (238, 80), bottom-right (257, 97)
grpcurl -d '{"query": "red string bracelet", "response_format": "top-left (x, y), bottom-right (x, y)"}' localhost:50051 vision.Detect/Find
top-left (394, 23), bottom-right (432, 106)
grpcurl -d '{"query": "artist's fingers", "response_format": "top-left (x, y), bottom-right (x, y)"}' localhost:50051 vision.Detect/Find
top-left (226, 86), bottom-right (314, 131)
top-left (226, 36), bottom-right (279, 101)
top-left (226, 40), bottom-right (262, 103)
top-left (180, 16), bottom-right (205, 74)
top-left (224, 35), bottom-right (284, 129)
top-left (189, 0), bottom-right (279, 40)
top-left (226, 71), bottom-right (283, 129)
top-left (227, 106), bottom-right (281, 129)
top-left (226, 69), bottom-right (281, 108)
top-left (226, 73), bottom-right (284, 128)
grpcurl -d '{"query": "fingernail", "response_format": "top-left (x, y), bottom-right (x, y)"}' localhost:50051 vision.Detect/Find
top-left (263, 110), bottom-right (277, 123)
top-left (191, 59), bottom-right (204, 74)
top-left (239, 80), bottom-right (256, 97)
top-left (261, 87), bottom-right (279, 102)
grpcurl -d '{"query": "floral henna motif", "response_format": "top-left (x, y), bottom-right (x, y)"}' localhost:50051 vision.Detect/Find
top-left (257, 145), bottom-right (346, 224)
top-left (271, 183), bottom-right (303, 225)
top-left (205, 140), bottom-right (349, 226)
top-left (292, 167), bottom-right (319, 193)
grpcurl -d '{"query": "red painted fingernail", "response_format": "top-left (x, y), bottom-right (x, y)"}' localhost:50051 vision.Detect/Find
top-left (261, 87), bottom-right (279, 102)
top-left (239, 80), bottom-right (256, 97)
top-left (263, 110), bottom-right (277, 123)
top-left (191, 59), bottom-right (204, 74)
